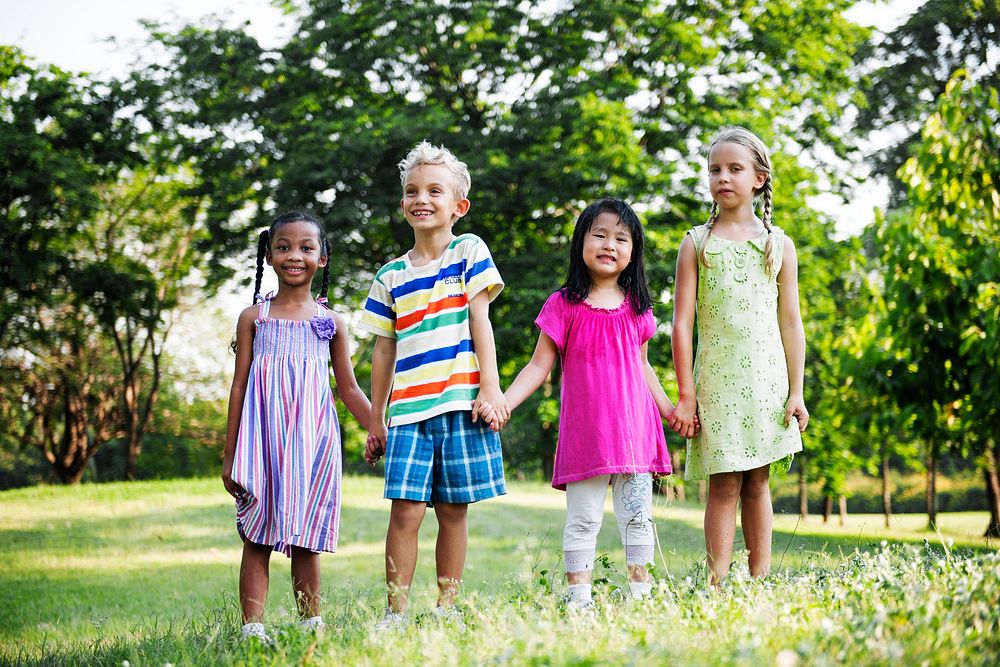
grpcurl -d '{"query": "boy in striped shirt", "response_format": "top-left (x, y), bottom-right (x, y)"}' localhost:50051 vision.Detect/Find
top-left (360, 141), bottom-right (508, 629)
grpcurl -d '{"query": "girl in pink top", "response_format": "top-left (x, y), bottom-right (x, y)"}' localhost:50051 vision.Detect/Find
top-left (502, 198), bottom-right (681, 608)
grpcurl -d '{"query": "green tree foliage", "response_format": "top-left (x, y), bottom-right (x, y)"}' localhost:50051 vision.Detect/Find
top-left (879, 70), bottom-right (1000, 532)
top-left (133, 0), bottom-right (867, 475)
top-left (0, 46), bottom-right (138, 347)
top-left (855, 0), bottom-right (1000, 200)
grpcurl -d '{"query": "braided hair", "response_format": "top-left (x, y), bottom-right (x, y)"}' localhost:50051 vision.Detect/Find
top-left (700, 127), bottom-right (780, 278)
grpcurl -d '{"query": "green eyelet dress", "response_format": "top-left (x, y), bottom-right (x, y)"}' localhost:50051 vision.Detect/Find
top-left (684, 224), bottom-right (803, 480)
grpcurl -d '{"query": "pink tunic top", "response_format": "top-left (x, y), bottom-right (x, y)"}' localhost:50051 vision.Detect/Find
top-left (535, 291), bottom-right (672, 490)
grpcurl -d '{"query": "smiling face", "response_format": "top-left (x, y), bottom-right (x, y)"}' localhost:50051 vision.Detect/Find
top-left (708, 140), bottom-right (768, 212)
top-left (265, 219), bottom-right (327, 288)
top-left (400, 164), bottom-right (470, 234)
top-left (581, 211), bottom-right (634, 282)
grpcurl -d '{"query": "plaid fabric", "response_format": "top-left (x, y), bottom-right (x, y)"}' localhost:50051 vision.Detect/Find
top-left (383, 410), bottom-right (506, 504)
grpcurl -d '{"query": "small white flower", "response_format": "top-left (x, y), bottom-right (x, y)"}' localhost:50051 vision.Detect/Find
top-left (776, 649), bottom-right (800, 667)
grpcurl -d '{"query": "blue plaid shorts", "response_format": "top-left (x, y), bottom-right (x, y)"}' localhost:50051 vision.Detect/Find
top-left (384, 410), bottom-right (506, 504)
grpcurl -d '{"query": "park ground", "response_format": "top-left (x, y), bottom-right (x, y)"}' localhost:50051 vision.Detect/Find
top-left (1, 476), bottom-right (997, 665)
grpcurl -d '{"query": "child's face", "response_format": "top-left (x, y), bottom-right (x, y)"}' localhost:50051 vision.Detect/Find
top-left (582, 212), bottom-right (633, 281)
top-left (708, 141), bottom-right (767, 210)
top-left (400, 164), bottom-right (470, 234)
top-left (266, 220), bottom-right (327, 287)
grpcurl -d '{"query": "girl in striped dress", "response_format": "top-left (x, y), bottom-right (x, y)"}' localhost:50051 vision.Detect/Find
top-left (222, 211), bottom-right (372, 642)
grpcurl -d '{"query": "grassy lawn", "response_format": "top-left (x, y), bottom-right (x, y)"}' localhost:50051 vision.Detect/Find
top-left (1, 476), bottom-right (997, 665)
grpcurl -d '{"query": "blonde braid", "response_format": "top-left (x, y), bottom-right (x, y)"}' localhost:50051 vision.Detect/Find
top-left (759, 178), bottom-right (779, 278)
top-left (700, 200), bottom-right (719, 269)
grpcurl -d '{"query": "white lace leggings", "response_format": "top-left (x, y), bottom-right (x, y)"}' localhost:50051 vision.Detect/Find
top-left (563, 473), bottom-right (655, 574)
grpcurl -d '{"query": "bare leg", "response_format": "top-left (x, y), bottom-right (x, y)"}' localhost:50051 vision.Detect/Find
top-left (704, 471), bottom-right (743, 586)
top-left (433, 501), bottom-right (469, 607)
top-left (740, 464), bottom-right (773, 577)
top-left (385, 499), bottom-right (426, 613)
top-left (290, 546), bottom-right (322, 618)
top-left (240, 540), bottom-right (273, 623)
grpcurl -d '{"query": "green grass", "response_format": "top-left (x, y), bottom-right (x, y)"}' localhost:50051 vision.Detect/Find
top-left (1, 477), bottom-right (997, 665)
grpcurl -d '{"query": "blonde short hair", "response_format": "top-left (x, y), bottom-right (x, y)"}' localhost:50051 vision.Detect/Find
top-left (398, 140), bottom-right (471, 200)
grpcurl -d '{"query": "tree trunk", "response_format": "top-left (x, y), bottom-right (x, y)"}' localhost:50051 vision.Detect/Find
top-left (698, 480), bottom-right (707, 504)
top-left (798, 457), bottom-right (809, 519)
top-left (823, 496), bottom-right (832, 523)
top-left (881, 454), bottom-right (893, 529)
top-left (838, 495), bottom-right (847, 526)
top-left (926, 440), bottom-right (938, 529)
top-left (984, 442), bottom-right (1000, 538)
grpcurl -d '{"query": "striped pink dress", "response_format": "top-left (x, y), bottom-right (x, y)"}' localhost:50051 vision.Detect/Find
top-left (232, 299), bottom-right (342, 556)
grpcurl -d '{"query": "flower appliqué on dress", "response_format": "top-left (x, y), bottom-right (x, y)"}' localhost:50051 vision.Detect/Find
top-left (310, 316), bottom-right (337, 340)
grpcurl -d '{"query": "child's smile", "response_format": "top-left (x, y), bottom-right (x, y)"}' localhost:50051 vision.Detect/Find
top-left (582, 212), bottom-right (633, 280)
top-left (401, 164), bottom-right (469, 233)
top-left (266, 220), bottom-right (327, 286)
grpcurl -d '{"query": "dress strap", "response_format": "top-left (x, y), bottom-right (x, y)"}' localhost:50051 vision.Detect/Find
top-left (316, 301), bottom-right (325, 317)
top-left (255, 299), bottom-right (270, 324)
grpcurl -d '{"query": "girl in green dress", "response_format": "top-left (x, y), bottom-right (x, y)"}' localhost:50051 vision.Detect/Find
top-left (669, 127), bottom-right (809, 587)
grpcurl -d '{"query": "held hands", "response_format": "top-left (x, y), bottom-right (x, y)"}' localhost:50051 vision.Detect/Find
top-left (784, 395), bottom-right (809, 432)
top-left (472, 387), bottom-right (510, 432)
top-left (365, 420), bottom-right (388, 467)
top-left (666, 396), bottom-right (700, 438)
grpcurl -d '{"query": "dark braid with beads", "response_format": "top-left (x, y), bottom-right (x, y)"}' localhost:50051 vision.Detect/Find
top-left (252, 230), bottom-right (270, 304)
top-left (317, 238), bottom-right (331, 305)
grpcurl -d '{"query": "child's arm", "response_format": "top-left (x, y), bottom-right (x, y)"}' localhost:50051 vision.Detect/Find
top-left (668, 235), bottom-right (699, 438)
top-left (504, 331), bottom-right (558, 412)
top-left (366, 335), bottom-right (397, 465)
top-left (330, 313), bottom-right (373, 430)
top-left (469, 289), bottom-right (509, 429)
top-left (222, 307), bottom-right (256, 499)
top-left (777, 237), bottom-right (809, 432)
top-left (641, 342), bottom-right (676, 420)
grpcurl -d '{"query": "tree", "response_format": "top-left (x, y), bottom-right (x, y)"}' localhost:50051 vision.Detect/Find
top-left (881, 70), bottom-right (1000, 533)
top-left (78, 169), bottom-right (207, 480)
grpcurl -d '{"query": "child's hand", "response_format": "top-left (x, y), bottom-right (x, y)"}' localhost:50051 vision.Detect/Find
top-left (365, 422), bottom-right (388, 467)
top-left (221, 464), bottom-right (245, 500)
top-left (667, 396), bottom-right (698, 438)
top-left (472, 388), bottom-right (510, 431)
top-left (784, 395), bottom-right (809, 432)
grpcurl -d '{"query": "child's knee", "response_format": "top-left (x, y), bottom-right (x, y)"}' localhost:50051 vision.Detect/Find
top-left (563, 516), bottom-right (601, 551)
top-left (709, 473), bottom-right (742, 501)
top-left (390, 500), bottom-right (427, 530)
top-left (434, 501), bottom-right (469, 527)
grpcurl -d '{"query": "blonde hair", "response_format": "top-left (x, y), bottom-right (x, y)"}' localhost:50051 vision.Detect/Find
top-left (701, 126), bottom-right (779, 278)
top-left (398, 140), bottom-right (471, 200)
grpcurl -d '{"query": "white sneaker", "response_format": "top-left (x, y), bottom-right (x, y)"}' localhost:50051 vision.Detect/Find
top-left (240, 622), bottom-right (274, 645)
top-left (432, 605), bottom-right (467, 629)
top-left (299, 616), bottom-right (325, 632)
top-left (566, 597), bottom-right (595, 612)
top-left (373, 609), bottom-right (408, 633)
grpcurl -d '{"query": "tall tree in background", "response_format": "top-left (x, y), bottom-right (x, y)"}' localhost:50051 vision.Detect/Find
top-left (880, 71), bottom-right (1000, 533)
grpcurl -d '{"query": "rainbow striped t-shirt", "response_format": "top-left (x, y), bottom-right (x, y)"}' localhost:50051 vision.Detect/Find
top-left (359, 234), bottom-right (504, 426)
